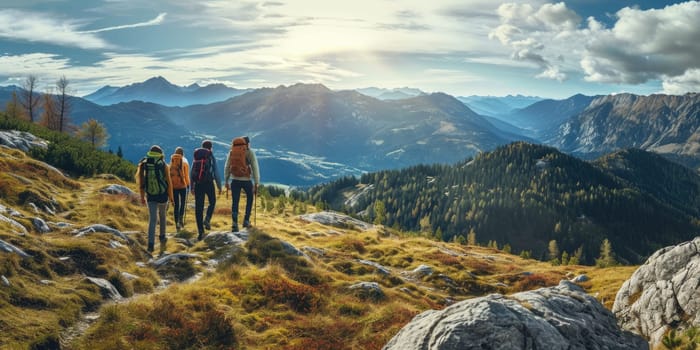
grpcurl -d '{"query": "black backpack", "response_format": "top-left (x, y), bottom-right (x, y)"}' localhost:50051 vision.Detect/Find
top-left (191, 148), bottom-right (214, 183)
top-left (141, 157), bottom-right (167, 195)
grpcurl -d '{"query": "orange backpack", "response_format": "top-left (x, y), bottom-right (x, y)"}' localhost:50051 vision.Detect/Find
top-left (228, 137), bottom-right (251, 178)
top-left (169, 155), bottom-right (187, 189)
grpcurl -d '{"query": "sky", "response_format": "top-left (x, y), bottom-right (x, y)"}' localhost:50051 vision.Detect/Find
top-left (0, 0), bottom-right (698, 99)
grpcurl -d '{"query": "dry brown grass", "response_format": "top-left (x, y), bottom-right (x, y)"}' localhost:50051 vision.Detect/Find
top-left (0, 146), bottom-right (641, 349)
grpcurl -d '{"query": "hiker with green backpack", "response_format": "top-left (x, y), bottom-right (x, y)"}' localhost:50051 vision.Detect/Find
top-left (136, 145), bottom-right (174, 253)
top-left (224, 136), bottom-right (260, 232)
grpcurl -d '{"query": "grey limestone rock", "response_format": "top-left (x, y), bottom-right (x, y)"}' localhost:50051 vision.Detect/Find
top-left (613, 236), bottom-right (700, 346)
top-left (85, 277), bottom-right (122, 301)
top-left (31, 217), bottom-right (51, 233)
top-left (73, 224), bottom-right (130, 242)
top-left (99, 184), bottom-right (135, 196)
top-left (349, 281), bottom-right (385, 301)
top-left (0, 212), bottom-right (28, 235)
top-left (383, 280), bottom-right (647, 350)
top-left (0, 239), bottom-right (32, 258)
top-left (299, 211), bottom-right (374, 231)
top-left (357, 259), bottom-right (391, 275)
top-left (0, 130), bottom-right (48, 152)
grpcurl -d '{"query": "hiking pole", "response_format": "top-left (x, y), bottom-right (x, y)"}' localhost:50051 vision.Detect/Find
top-left (254, 188), bottom-right (257, 226)
top-left (183, 188), bottom-right (188, 225)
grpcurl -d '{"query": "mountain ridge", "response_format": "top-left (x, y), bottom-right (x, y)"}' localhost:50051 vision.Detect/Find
top-left (83, 76), bottom-right (250, 107)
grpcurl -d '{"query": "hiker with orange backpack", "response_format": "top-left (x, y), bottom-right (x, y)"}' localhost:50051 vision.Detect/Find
top-left (169, 147), bottom-right (190, 232)
top-left (224, 136), bottom-right (260, 232)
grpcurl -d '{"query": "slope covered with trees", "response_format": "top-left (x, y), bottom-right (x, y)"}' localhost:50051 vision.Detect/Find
top-left (300, 142), bottom-right (700, 264)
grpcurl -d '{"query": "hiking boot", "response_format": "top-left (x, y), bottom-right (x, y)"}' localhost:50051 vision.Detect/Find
top-left (147, 243), bottom-right (154, 253)
top-left (232, 224), bottom-right (239, 232)
top-left (204, 221), bottom-right (211, 230)
top-left (197, 232), bottom-right (204, 241)
top-left (243, 220), bottom-right (251, 228)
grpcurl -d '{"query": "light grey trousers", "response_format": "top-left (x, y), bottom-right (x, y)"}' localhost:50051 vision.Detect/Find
top-left (147, 201), bottom-right (168, 249)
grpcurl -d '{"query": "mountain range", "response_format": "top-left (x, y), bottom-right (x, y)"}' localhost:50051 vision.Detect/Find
top-left (83, 76), bottom-right (250, 107)
top-left (1, 77), bottom-right (699, 187)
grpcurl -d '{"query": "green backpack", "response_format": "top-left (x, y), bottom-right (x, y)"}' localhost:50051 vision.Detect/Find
top-left (141, 157), bottom-right (167, 196)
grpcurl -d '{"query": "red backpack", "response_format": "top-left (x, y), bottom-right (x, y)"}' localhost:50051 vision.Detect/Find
top-left (228, 137), bottom-right (251, 178)
top-left (191, 148), bottom-right (213, 183)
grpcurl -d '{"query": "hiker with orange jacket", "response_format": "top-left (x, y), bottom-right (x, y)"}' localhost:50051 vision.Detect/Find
top-left (224, 136), bottom-right (260, 232)
top-left (136, 145), bottom-right (174, 253)
top-left (169, 147), bottom-right (190, 231)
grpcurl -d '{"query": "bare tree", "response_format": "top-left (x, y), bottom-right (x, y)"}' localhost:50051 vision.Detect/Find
top-left (76, 118), bottom-right (109, 148)
top-left (55, 76), bottom-right (71, 132)
top-left (4, 92), bottom-right (23, 120)
top-left (20, 75), bottom-right (40, 122)
top-left (40, 91), bottom-right (60, 130)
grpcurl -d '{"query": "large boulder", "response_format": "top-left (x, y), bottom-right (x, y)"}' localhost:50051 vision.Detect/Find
top-left (383, 280), bottom-right (647, 350)
top-left (613, 237), bottom-right (700, 346)
top-left (299, 211), bottom-right (374, 231)
top-left (0, 130), bottom-right (48, 152)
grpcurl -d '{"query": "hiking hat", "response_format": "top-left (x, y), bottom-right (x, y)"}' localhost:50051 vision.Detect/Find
top-left (202, 140), bottom-right (213, 149)
top-left (150, 145), bottom-right (163, 154)
top-left (243, 136), bottom-right (250, 144)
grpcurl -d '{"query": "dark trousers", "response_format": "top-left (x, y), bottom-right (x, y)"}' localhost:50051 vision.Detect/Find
top-left (194, 181), bottom-right (216, 234)
top-left (230, 179), bottom-right (253, 224)
top-left (173, 188), bottom-right (187, 224)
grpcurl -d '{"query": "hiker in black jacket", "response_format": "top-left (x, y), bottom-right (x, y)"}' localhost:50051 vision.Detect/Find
top-left (190, 140), bottom-right (221, 240)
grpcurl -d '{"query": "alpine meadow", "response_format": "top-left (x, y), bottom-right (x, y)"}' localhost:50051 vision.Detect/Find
top-left (2, 1), bottom-right (700, 349)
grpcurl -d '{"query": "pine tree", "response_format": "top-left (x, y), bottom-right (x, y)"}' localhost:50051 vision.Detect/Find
top-left (467, 228), bottom-right (477, 246)
top-left (374, 200), bottom-right (386, 225)
top-left (595, 239), bottom-right (618, 267)
top-left (561, 251), bottom-right (570, 265)
top-left (548, 239), bottom-right (560, 265)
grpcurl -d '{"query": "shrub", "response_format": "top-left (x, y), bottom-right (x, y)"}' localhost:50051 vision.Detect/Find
top-left (0, 116), bottom-right (136, 181)
top-left (259, 277), bottom-right (322, 313)
top-left (512, 273), bottom-right (559, 292)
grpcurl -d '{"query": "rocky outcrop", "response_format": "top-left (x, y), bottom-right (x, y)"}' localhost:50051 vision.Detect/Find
top-left (85, 277), bottom-right (122, 301)
top-left (99, 184), bottom-right (135, 196)
top-left (349, 281), bottom-right (385, 301)
top-left (300, 211), bottom-right (374, 231)
top-left (0, 130), bottom-right (48, 152)
top-left (73, 224), bottom-right (130, 242)
top-left (383, 280), bottom-right (647, 350)
top-left (0, 239), bottom-right (31, 258)
top-left (613, 236), bottom-right (700, 346)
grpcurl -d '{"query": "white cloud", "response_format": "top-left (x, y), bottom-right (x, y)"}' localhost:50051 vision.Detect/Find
top-left (489, 1), bottom-right (700, 93)
top-left (489, 2), bottom-right (582, 81)
top-left (0, 53), bottom-right (71, 76)
top-left (582, 1), bottom-right (700, 88)
top-left (0, 10), bottom-right (109, 49)
top-left (81, 12), bottom-right (167, 33)
top-left (662, 69), bottom-right (700, 94)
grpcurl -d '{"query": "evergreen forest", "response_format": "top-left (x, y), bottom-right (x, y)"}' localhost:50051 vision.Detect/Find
top-left (298, 142), bottom-right (700, 265)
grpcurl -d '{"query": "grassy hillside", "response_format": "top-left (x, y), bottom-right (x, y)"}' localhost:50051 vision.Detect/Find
top-left (0, 143), bottom-right (638, 350)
